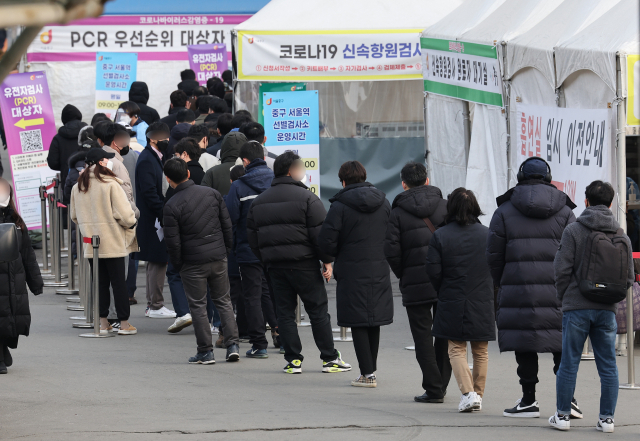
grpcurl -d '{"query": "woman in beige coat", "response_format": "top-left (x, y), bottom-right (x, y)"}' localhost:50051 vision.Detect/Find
top-left (70, 149), bottom-right (138, 335)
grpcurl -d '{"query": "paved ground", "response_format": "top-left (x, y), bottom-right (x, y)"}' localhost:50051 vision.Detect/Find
top-left (2, 245), bottom-right (640, 439)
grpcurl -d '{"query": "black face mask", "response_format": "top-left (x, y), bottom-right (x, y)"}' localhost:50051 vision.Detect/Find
top-left (155, 140), bottom-right (169, 152)
top-left (120, 145), bottom-right (130, 156)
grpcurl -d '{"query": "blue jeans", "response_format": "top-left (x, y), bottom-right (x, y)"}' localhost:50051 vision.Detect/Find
top-left (556, 309), bottom-right (618, 419)
top-left (166, 260), bottom-right (190, 318)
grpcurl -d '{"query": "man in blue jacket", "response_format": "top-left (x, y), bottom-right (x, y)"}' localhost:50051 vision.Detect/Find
top-left (226, 141), bottom-right (274, 358)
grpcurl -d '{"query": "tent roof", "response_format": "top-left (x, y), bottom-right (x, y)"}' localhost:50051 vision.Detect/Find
top-left (555, 0), bottom-right (640, 93)
top-left (422, 0), bottom-right (506, 40)
top-left (235, 0), bottom-right (462, 31)
top-left (103, 0), bottom-right (270, 14)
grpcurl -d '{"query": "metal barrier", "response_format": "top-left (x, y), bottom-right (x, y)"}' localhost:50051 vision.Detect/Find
top-left (333, 326), bottom-right (352, 342)
top-left (620, 285), bottom-right (639, 389)
top-left (581, 337), bottom-right (595, 360)
top-left (56, 205), bottom-right (78, 296)
top-left (43, 188), bottom-right (68, 287)
top-left (295, 296), bottom-right (310, 327)
top-left (39, 185), bottom-right (53, 276)
top-left (72, 231), bottom-right (92, 328)
top-left (79, 235), bottom-right (113, 338)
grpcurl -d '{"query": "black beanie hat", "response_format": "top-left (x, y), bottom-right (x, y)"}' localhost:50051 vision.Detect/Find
top-left (61, 104), bottom-right (82, 125)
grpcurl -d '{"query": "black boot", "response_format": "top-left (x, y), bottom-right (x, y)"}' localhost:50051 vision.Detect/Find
top-left (0, 361), bottom-right (7, 374)
top-left (3, 346), bottom-right (12, 367)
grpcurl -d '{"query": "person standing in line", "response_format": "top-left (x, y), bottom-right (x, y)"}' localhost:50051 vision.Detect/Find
top-left (187, 124), bottom-right (220, 172)
top-left (384, 161), bottom-right (451, 402)
top-left (47, 104), bottom-right (86, 187)
top-left (319, 161), bottom-right (392, 388)
top-left (117, 101), bottom-right (149, 148)
top-left (206, 113), bottom-right (233, 158)
top-left (163, 158), bottom-right (240, 364)
top-left (160, 90), bottom-right (189, 131)
top-left (247, 152), bottom-right (351, 374)
top-left (201, 131), bottom-right (246, 196)
top-left (134, 122), bottom-right (176, 319)
top-left (0, 179), bottom-right (44, 374)
top-left (549, 181), bottom-right (632, 433)
top-left (128, 81), bottom-right (160, 126)
top-left (486, 157), bottom-right (580, 418)
top-left (70, 149), bottom-right (138, 335)
top-left (426, 188), bottom-right (495, 413)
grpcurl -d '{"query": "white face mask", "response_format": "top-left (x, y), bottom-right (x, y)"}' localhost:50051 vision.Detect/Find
top-left (0, 193), bottom-right (10, 208)
top-left (299, 174), bottom-right (308, 184)
top-left (106, 160), bottom-right (114, 171)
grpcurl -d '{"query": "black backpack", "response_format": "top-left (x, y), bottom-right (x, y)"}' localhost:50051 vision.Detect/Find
top-left (577, 228), bottom-right (629, 304)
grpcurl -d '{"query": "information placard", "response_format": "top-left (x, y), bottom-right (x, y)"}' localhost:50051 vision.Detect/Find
top-left (188, 44), bottom-right (228, 85)
top-left (95, 52), bottom-right (137, 118)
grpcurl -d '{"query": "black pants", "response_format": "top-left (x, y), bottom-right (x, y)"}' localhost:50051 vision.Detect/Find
top-left (406, 303), bottom-right (452, 398)
top-left (238, 262), bottom-right (268, 349)
top-left (269, 268), bottom-right (338, 363)
top-left (89, 257), bottom-right (129, 320)
top-left (230, 275), bottom-right (246, 335)
top-left (515, 351), bottom-right (562, 403)
top-left (351, 326), bottom-right (380, 375)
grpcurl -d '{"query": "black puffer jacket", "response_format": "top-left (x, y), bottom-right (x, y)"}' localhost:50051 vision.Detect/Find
top-left (0, 210), bottom-right (44, 347)
top-left (47, 120), bottom-right (87, 185)
top-left (129, 81), bottom-right (160, 126)
top-left (427, 221), bottom-right (495, 342)
top-left (163, 180), bottom-right (232, 270)
top-left (247, 176), bottom-right (332, 269)
top-left (63, 149), bottom-right (87, 205)
top-left (319, 183), bottom-right (393, 328)
top-left (384, 185), bottom-right (447, 306)
top-left (486, 180), bottom-right (576, 353)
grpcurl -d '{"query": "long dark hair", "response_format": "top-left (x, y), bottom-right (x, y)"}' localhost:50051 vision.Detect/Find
top-left (446, 187), bottom-right (483, 226)
top-left (0, 178), bottom-right (27, 231)
top-left (77, 162), bottom-right (117, 193)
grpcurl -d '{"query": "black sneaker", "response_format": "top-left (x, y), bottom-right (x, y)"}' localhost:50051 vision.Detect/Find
top-left (0, 361), bottom-right (6, 374)
top-left (3, 346), bottom-right (12, 367)
top-left (272, 333), bottom-right (281, 348)
top-left (503, 399), bottom-right (540, 418)
top-left (283, 359), bottom-right (302, 374)
top-left (226, 344), bottom-right (240, 362)
top-left (188, 350), bottom-right (215, 365)
top-left (414, 392), bottom-right (444, 403)
top-left (570, 398), bottom-right (583, 419)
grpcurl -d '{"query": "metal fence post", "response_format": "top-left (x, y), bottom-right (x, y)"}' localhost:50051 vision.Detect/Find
top-left (44, 191), bottom-right (67, 287)
top-left (620, 286), bottom-right (639, 389)
top-left (38, 185), bottom-right (53, 276)
top-left (71, 230), bottom-right (90, 326)
top-left (57, 207), bottom-right (78, 295)
top-left (333, 326), bottom-right (352, 342)
top-left (80, 235), bottom-right (113, 338)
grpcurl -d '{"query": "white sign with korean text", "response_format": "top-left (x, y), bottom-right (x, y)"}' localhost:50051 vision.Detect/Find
top-left (515, 104), bottom-right (613, 213)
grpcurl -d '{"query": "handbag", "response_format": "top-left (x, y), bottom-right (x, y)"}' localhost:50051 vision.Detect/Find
top-left (615, 282), bottom-right (640, 334)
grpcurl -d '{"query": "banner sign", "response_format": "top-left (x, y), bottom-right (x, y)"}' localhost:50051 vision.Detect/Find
top-left (187, 44), bottom-right (228, 85)
top-left (421, 38), bottom-right (503, 107)
top-left (238, 30), bottom-right (424, 81)
top-left (0, 72), bottom-right (57, 229)
top-left (628, 54), bottom-right (640, 127)
top-left (515, 103), bottom-right (612, 212)
top-left (26, 15), bottom-right (249, 62)
top-left (95, 52), bottom-right (137, 119)
top-left (258, 82), bottom-right (306, 125)
top-left (264, 90), bottom-right (320, 196)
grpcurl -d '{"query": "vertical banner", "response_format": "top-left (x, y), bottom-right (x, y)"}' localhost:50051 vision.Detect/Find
top-left (264, 90), bottom-right (320, 197)
top-left (0, 72), bottom-right (57, 229)
top-left (187, 44), bottom-right (228, 86)
top-left (628, 54), bottom-right (640, 127)
top-left (258, 82), bottom-right (306, 125)
top-left (515, 103), bottom-right (612, 216)
top-left (95, 52), bottom-right (137, 119)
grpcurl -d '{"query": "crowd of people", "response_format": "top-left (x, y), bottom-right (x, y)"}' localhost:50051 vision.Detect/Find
top-left (0, 69), bottom-right (633, 434)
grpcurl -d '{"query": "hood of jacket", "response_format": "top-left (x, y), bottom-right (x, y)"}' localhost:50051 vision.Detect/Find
top-left (58, 119), bottom-right (87, 140)
top-left (67, 149), bottom-right (88, 168)
top-left (497, 180), bottom-right (574, 219)
top-left (330, 182), bottom-right (386, 213)
top-left (392, 185), bottom-right (444, 218)
top-left (239, 159), bottom-right (274, 194)
top-left (271, 175), bottom-right (308, 189)
top-left (577, 205), bottom-right (619, 233)
top-left (129, 81), bottom-right (149, 104)
top-left (220, 132), bottom-right (247, 163)
top-left (170, 123), bottom-right (191, 141)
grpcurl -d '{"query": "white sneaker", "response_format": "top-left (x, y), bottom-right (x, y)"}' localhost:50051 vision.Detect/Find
top-left (211, 326), bottom-right (219, 334)
top-left (597, 418), bottom-right (614, 433)
top-left (473, 396), bottom-right (483, 412)
top-left (549, 412), bottom-right (570, 431)
top-left (167, 314), bottom-right (193, 333)
top-left (149, 306), bottom-right (177, 319)
top-left (458, 392), bottom-right (481, 412)
top-left (145, 307), bottom-right (150, 317)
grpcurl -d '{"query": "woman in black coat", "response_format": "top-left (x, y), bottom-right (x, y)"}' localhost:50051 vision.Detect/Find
top-left (0, 179), bottom-right (44, 374)
top-left (426, 188), bottom-right (494, 412)
top-left (319, 161), bottom-right (392, 388)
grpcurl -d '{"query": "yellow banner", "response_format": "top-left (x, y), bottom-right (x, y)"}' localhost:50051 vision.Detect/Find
top-left (628, 55), bottom-right (640, 127)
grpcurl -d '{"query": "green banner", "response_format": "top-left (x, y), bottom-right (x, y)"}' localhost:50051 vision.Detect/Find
top-left (258, 82), bottom-right (306, 125)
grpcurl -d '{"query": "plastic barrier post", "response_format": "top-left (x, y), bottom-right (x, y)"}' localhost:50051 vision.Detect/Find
top-left (80, 236), bottom-right (113, 338)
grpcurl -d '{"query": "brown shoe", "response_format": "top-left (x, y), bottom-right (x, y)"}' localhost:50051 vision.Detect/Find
top-left (129, 297), bottom-right (137, 305)
top-left (215, 333), bottom-right (224, 348)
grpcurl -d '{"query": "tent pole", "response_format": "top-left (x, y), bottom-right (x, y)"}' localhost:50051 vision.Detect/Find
top-left (424, 92), bottom-right (431, 176)
top-left (462, 100), bottom-right (471, 165)
top-left (501, 41), bottom-right (511, 189)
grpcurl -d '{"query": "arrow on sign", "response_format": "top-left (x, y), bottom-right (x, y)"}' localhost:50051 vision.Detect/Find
top-left (14, 118), bottom-right (44, 129)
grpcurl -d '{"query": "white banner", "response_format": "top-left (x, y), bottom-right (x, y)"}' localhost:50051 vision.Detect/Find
top-left (237, 30), bottom-right (424, 81)
top-left (515, 104), bottom-right (612, 212)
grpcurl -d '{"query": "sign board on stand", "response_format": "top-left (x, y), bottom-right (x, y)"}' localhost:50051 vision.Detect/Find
top-left (187, 44), bottom-right (228, 85)
top-left (95, 52), bottom-right (137, 119)
top-left (0, 72), bottom-right (57, 229)
top-left (258, 82), bottom-right (306, 125)
top-left (263, 90), bottom-right (320, 197)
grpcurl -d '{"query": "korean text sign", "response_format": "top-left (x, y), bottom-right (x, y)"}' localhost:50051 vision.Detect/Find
top-left (421, 38), bottom-right (503, 107)
top-left (95, 52), bottom-right (137, 119)
top-left (264, 91), bottom-right (320, 196)
top-left (187, 44), bottom-right (228, 85)
top-left (238, 30), bottom-right (424, 81)
top-left (0, 72), bottom-right (57, 229)
top-left (515, 103), bottom-right (612, 215)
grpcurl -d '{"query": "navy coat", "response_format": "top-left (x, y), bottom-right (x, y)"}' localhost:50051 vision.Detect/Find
top-left (133, 146), bottom-right (167, 263)
top-left (486, 181), bottom-right (576, 353)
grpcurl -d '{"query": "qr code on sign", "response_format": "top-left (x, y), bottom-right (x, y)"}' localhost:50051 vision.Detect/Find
top-left (19, 129), bottom-right (43, 153)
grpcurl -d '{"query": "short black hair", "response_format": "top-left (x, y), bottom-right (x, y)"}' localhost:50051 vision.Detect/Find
top-left (230, 165), bottom-right (246, 182)
top-left (146, 121), bottom-right (170, 140)
top-left (239, 141), bottom-right (264, 163)
top-left (197, 95), bottom-right (213, 114)
top-left (211, 97), bottom-right (228, 114)
top-left (209, 81), bottom-right (226, 99)
top-left (207, 76), bottom-right (222, 89)
top-left (446, 188), bottom-right (483, 226)
top-left (274, 151), bottom-right (301, 178)
top-left (91, 113), bottom-right (110, 126)
top-left (170, 90), bottom-right (188, 108)
top-left (180, 69), bottom-right (196, 81)
top-left (187, 124), bottom-right (209, 143)
top-left (118, 101), bottom-right (140, 117)
top-left (585, 180), bottom-right (614, 207)
top-left (164, 157), bottom-right (189, 183)
top-left (93, 120), bottom-right (109, 143)
top-left (240, 122), bottom-right (265, 144)
top-left (217, 113), bottom-right (234, 136)
top-left (193, 86), bottom-right (208, 98)
top-left (102, 122), bottom-right (128, 146)
top-left (401, 161), bottom-right (427, 188)
top-left (222, 70), bottom-right (233, 84)
top-left (175, 138), bottom-right (201, 161)
top-left (177, 109), bottom-right (196, 123)
top-left (338, 161), bottom-right (367, 186)
top-left (231, 112), bottom-right (253, 129)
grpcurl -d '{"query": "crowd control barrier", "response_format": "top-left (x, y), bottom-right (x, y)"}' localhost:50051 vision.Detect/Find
top-left (79, 235), bottom-right (114, 338)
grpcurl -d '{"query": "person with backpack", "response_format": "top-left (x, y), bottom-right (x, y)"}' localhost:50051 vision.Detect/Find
top-left (549, 181), bottom-right (633, 433)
